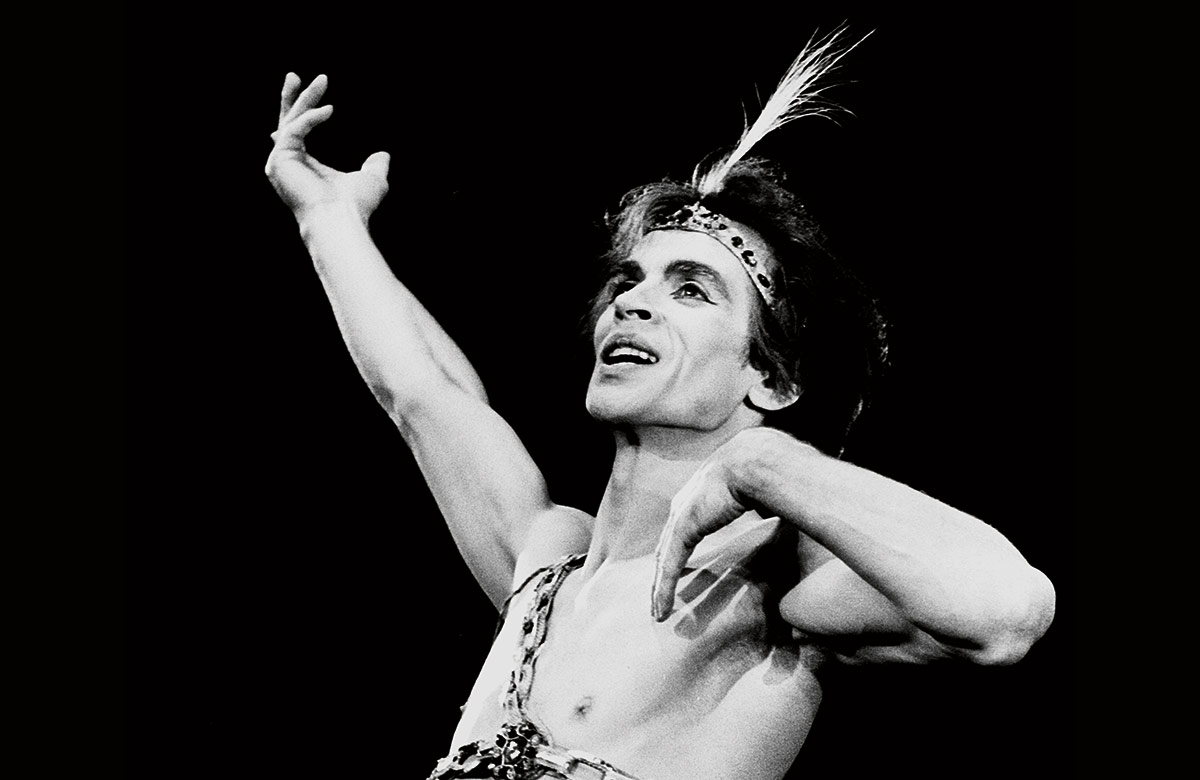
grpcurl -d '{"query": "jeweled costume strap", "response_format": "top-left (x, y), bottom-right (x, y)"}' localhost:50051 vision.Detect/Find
top-left (430, 554), bottom-right (654, 779)
top-left (505, 553), bottom-right (587, 718)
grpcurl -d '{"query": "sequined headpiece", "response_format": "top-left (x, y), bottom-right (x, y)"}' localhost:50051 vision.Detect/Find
top-left (644, 25), bottom-right (866, 313)
top-left (650, 203), bottom-right (780, 309)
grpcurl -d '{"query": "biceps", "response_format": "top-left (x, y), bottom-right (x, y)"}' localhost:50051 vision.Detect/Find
top-left (780, 560), bottom-right (947, 664)
top-left (398, 388), bottom-right (556, 605)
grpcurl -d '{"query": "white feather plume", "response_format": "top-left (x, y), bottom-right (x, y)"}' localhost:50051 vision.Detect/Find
top-left (694, 25), bottom-right (870, 195)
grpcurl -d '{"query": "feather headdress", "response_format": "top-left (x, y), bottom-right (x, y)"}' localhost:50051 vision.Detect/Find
top-left (692, 24), bottom-right (870, 196)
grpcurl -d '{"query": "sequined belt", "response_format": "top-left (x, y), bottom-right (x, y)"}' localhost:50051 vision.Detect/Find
top-left (426, 721), bottom-right (646, 779)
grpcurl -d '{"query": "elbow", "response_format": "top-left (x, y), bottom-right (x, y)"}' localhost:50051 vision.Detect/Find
top-left (970, 632), bottom-right (1037, 666)
top-left (966, 567), bottom-right (1057, 666)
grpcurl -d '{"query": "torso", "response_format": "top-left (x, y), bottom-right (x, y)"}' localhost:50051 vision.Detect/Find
top-left (448, 515), bottom-right (830, 780)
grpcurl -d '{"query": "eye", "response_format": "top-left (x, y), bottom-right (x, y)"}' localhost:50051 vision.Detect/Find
top-left (608, 278), bottom-right (637, 302)
top-left (674, 281), bottom-right (712, 302)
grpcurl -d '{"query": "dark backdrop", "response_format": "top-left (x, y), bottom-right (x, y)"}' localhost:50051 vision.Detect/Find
top-left (127, 5), bottom-right (1074, 778)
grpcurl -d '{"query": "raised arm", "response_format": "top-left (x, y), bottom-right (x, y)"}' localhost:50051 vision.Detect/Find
top-left (264, 74), bottom-right (486, 404)
top-left (652, 427), bottom-right (1055, 665)
top-left (265, 74), bottom-right (590, 606)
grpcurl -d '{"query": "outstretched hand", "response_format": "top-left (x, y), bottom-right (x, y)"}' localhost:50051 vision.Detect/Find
top-left (264, 73), bottom-right (390, 223)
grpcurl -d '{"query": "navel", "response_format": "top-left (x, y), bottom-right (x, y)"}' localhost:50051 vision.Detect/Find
top-left (571, 695), bottom-right (595, 721)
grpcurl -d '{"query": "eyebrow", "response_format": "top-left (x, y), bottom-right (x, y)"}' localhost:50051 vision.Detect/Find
top-left (664, 259), bottom-right (732, 299)
top-left (610, 259), bottom-right (732, 300)
top-left (610, 259), bottom-right (642, 280)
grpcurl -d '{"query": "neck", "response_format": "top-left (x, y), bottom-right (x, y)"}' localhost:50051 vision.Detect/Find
top-left (586, 423), bottom-right (748, 565)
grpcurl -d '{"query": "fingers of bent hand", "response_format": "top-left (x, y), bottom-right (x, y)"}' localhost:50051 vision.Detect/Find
top-left (275, 72), bottom-right (328, 130)
top-left (651, 508), bottom-right (700, 622)
top-left (651, 468), bottom-right (747, 621)
top-left (287, 73), bottom-right (328, 120)
top-left (278, 72), bottom-right (302, 122)
top-left (292, 104), bottom-right (334, 136)
top-left (270, 105), bottom-right (334, 151)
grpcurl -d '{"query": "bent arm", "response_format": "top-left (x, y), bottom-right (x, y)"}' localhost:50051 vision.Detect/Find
top-left (750, 431), bottom-right (1055, 664)
top-left (655, 428), bottom-right (1055, 665)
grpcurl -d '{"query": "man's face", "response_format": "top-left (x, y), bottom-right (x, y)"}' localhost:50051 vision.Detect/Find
top-left (585, 230), bottom-right (772, 433)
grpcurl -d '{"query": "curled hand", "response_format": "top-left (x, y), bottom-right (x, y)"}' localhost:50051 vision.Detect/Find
top-left (264, 73), bottom-right (390, 223)
top-left (650, 428), bottom-right (813, 621)
top-left (651, 442), bottom-right (754, 621)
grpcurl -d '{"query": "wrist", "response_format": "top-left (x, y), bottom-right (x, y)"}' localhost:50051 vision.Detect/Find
top-left (296, 200), bottom-right (370, 246)
top-left (733, 427), bottom-right (820, 506)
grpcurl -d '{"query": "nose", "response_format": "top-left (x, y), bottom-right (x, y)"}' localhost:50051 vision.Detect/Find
top-left (613, 285), bottom-right (655, 322)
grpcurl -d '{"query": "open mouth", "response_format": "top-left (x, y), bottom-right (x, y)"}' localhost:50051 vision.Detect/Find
top-left (601, 337), bottom-right (660, 366)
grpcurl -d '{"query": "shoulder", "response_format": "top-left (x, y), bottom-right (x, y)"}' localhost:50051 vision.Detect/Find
top-left (510, 504), bottom-right (593, 592)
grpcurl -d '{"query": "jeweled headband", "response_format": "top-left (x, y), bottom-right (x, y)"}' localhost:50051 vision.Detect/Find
top-left (650, 204), bottom-right (780, 309)
top-left (644, 25), bottom-right (867, 312)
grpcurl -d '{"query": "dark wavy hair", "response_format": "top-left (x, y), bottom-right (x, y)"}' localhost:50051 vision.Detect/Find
top-left (585, 158), bottom-right (888, 456)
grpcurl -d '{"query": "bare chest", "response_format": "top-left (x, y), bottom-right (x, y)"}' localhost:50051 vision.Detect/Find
top-left (452, 528), bottom-right (818, 763)
top-left (527, 557), bottom-right (777, 739)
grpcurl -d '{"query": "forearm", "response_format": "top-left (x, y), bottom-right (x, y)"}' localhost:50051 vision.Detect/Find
top-left (297, 201), bottom-right (487, 411)
top-left (741, 432), bottom-right (1055, 657)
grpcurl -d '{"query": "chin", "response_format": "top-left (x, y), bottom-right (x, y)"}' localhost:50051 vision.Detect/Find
top-left (585, 383), bottom-right (650, 427)
top-left (584, 390), bottom-right (628, 425)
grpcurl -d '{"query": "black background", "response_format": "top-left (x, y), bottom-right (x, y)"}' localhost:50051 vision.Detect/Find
top-left (126, 4), bottom-right (1075, 778)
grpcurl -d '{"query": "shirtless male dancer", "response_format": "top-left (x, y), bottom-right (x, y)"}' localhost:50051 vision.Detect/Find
top-left (264, 39), bottom-right (1056, 780)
